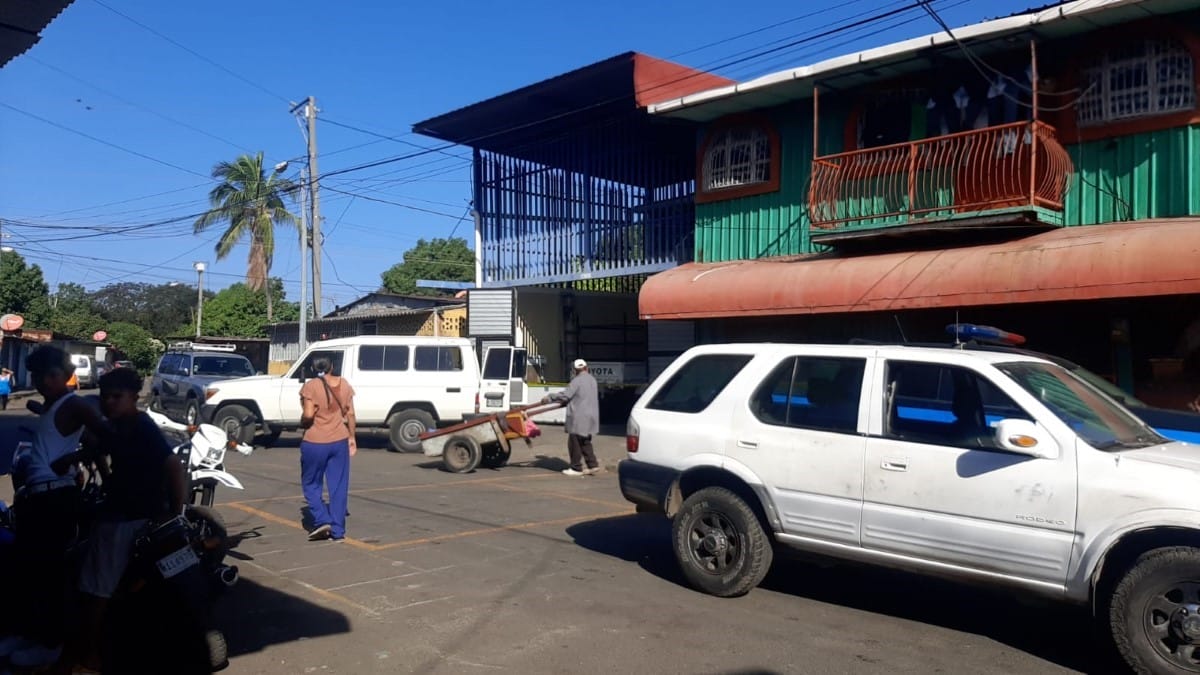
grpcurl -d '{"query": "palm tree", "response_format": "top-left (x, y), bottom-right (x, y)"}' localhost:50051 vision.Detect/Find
top-left (193, 152), bottom-right (298, 321)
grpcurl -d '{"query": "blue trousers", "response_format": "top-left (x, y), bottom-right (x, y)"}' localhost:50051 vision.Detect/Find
top-left (300, 438), bottom-right (350, 539)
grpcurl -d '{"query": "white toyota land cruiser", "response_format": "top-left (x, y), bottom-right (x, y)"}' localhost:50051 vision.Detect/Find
top-left (202, 336), bottom-right (480, 452)
top-left (619, 343), bottom-right (1200, 674)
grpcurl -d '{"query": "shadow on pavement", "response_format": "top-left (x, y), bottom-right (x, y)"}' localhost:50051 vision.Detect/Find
top-left (567, 514), bottom-right (1123, 675)
top-left (214, 576), bottom-right (351, 659)
top-left (412, 454), bottom-right (572, 474)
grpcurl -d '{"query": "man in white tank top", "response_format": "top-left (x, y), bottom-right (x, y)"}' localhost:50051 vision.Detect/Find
top-left (3, 347), bottom-right (109, 669)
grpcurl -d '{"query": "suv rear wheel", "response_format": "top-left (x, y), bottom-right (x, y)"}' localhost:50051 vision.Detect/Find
top-left (1110, 546), bottom-right (1200, 674)
top-left (672, 487), bottom-right (773, 598)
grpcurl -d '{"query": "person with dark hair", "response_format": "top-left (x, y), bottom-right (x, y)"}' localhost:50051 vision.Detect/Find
top-left (299, 356), bottom-right (357, 541)
top-left (0, 347), bottom-right (107, 668)
top-left (44, 367), bottom-right (187, 672)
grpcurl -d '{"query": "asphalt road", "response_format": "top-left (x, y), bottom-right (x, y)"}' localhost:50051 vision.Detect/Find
top-left (0, 408), bottom-right (1128, 674)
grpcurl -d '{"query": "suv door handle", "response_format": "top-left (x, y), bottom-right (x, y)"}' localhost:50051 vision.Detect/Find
top-left (736, 440), bottom-right (758, 450)
top-left (881, 457), bottom-right (908, 472)
top-left (446, 387), bottom-right (461, 393)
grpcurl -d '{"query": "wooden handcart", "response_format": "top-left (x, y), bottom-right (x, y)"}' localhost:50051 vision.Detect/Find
top-left (418, 402), bottom-right (563, 473)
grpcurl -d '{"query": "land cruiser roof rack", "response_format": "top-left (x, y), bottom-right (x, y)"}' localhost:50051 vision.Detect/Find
top-left (167, 341), bottom-right (237, 353)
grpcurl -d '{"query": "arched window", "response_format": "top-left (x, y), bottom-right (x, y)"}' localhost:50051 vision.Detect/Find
top-left (698, 119), bottom-right (780, 202)
top-left (1078, 38), bottom-right (1195, 127)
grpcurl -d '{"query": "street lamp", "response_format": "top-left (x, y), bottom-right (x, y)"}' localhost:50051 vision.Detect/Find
top-left (193, 261), bottom-right (206, 339)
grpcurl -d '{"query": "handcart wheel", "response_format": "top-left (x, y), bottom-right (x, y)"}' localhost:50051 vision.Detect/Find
top-left (480, 442), bottom-right (511, 469)
top-left (442, 435), bottom-right (482, 474)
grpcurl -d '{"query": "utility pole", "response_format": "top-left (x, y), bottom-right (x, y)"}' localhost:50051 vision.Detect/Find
top-left (297, 166), bottom-right (309, 351)
top-left (193, 261), bottom-right (206, 339)
top-left (303, 97), bottom-right (323, 315)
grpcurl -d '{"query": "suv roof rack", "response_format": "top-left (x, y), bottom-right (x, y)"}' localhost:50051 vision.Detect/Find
top-left (167, 341), bottom-right (237, 353)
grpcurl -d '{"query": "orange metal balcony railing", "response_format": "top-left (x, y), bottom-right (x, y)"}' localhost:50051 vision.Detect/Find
top-left (808, 121), bottom-right (1074, 230)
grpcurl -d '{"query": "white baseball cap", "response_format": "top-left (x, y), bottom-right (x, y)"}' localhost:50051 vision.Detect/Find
top-left (573, 358), bottom-right (588, 370)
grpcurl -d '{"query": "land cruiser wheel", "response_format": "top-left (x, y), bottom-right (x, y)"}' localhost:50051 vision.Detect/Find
top-left (1111, 546), bottom-right (1200, 674)
top-left (672, 487), bottom-right (773, 598)
top-left (388, 409), bottom-right (435, 453)
top-left (213, 404), bottom-right (255, 446)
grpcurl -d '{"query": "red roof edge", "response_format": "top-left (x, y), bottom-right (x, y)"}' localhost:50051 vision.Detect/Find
top-left (632, 53), bottom-right (735, 109)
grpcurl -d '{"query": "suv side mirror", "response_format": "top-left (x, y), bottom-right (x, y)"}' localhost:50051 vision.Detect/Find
top-left (994, 419), bottom-right (1059, 459)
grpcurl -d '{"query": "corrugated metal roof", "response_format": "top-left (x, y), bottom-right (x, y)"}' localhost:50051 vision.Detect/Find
top-left (640, 219), bottom-right (1200, 319)
top-left (1, 0), bottom-right (76, 68)
top-left (268, 304), bottom-right (464, 328)
top-left (649, 0), bottom-right (1197, 122)
top-left (411, 52), bottom-right (731, 157)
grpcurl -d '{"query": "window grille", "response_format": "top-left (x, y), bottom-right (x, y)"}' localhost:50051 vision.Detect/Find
top-left (1078, 39), bottom-right (1195, 127)
top-left (702, 127), bottom-right (772, 191)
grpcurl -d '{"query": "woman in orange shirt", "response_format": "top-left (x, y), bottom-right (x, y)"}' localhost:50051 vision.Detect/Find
top-left (298, 357), bottom-right (356, 541)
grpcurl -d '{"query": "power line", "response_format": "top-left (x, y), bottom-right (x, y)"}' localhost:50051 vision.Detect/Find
top-left (0, 101), bottom-right (209, 179)
top-left (26, 55), bottom-right (254, 154)
top-left (13, 2), bottom-right (953, 253)
top-left (321, 117), bottom-right (471, 161)
top-left (90, 0), bottom-right (291, 105)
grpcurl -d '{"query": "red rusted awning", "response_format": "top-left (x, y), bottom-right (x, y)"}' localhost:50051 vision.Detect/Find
top-left (640, 219), bottom-right (1200, 320)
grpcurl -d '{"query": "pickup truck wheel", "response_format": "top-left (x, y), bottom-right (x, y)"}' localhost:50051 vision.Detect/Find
top-left (672, 487), bottom-right (773, 598)
top-left (213, 404), bottom-right (256, 446)
top-left (388, 409), bottom-right (435, 453)
top-left (149, 391), bottom-right (163, 413)
top-left (184, 399), bottom-right (200, 426)
top-left (1110, 546), bottom-right (1200, 674)
top-left (441, 435), bottom-right (481, 473)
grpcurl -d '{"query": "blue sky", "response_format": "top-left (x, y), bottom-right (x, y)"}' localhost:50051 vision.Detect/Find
top-left (1, 0), bottom-right (1035, 314)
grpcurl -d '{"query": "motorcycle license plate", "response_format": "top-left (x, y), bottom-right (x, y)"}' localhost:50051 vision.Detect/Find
top-left (156, 545), bottom-right (200, 579)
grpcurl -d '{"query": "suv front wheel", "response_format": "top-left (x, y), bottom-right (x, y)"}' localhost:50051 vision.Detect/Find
top-left (672, 487), bottom-right (773, 598)
top-left (1110, 546), bottom-right (1200, 674)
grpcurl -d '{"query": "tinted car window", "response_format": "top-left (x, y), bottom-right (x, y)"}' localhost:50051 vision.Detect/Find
top-left (482, 348), bottom-right (511, 380)
top-left (157, 355), bottom-right (177, 374)
top-left (647, 354), bottom-right (753, 414)
top-left (751, 356), bottom-right (865, 434)
top-left (358, 346), bottom-right (408, 372)
top-left (886, 361), bottom-right (1031, 449)
top-left (415, 346), bottom-right (463, 372)
top-left (192, 356), bottom-right (253, 377)
top-left (293, 350), bottom-right (346, 379)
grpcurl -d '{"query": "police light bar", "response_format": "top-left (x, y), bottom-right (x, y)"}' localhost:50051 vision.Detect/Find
top-left (946, 323), bottom-right (1027, 346)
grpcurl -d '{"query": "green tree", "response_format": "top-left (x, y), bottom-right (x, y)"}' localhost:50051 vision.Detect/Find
top-left (0, 250), bottom-right (50, 327)
top-left (193, 152), bottom-right (298, 320)
top-left (106, 321), bottom-right (160, 372)
top-left (88, 282), bottom-right (206, 339)
top-left (380, 237), bottom-right (474, 296)
top-left (201, 279), bottom-right (298, 338)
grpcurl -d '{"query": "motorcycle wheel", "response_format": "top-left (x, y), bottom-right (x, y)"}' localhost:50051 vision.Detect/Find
top-left (185, 505), bottom-right (228, 568)
top-left (208, 629), bottom-right (229, 671)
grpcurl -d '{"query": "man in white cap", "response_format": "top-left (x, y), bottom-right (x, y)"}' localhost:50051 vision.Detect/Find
top-left (542, 358), bottom-right (600, 476)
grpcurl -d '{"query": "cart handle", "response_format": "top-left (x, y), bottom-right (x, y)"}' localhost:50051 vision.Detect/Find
top-left (513, 401), bottom-right (564, 417)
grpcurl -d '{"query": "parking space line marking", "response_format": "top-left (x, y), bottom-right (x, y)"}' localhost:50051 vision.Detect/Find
top-left (224, 502), bottom-right (380, 551)
top-left (371, 510), bottom-right (631, 551)
top-left (324, 568), bottom-right (432, 592)
top-left (489, 481), bottom-right (629, 509)
top-left (383, 595), bottom-right (456, 613)
top-left (238, 557), bottom-right (380, 618)
top-left (225, 471), bottom-right (560, 506)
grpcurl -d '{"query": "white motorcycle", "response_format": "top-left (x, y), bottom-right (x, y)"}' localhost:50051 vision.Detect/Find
top-left (147, 410), bottom-right (252, 507)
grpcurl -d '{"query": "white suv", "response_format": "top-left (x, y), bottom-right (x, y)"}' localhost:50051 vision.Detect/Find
top-left (619, 343), bottom-right (1200, 674)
